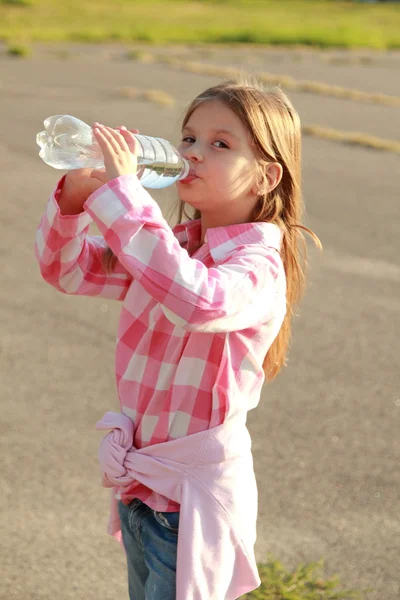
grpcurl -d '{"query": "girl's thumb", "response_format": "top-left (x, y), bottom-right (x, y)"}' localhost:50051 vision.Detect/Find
top-left (90, 168), bottom-right (107, 182)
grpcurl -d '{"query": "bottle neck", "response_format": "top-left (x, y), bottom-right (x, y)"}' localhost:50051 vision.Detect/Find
top-left (179, 157), bottom-right (190, 179)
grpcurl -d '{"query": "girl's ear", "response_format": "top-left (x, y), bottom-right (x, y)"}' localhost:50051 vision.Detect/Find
top-left (265, 162), bottom-right (283, 193)
top-left (252, 162), bottom-right (283, 197)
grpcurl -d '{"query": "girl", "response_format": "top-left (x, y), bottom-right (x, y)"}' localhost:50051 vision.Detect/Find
top-left (35, 78), bottom-right (321, 600)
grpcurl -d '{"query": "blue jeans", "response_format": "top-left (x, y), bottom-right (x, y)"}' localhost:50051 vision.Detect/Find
top-left (118, 498), bottom-right (180, 600)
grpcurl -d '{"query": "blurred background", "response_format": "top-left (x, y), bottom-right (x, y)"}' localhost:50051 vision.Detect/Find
top-left (0, 1), bottom-right (399, 599)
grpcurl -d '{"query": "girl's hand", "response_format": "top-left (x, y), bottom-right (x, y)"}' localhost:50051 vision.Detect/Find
top-left (90, 124), bottom-right (139, 183)
top-left (57, 168), bottom-right (105, 215)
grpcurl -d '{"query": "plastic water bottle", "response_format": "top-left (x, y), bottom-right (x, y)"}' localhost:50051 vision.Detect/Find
top-left (36, 115), bottom-right (190, 189)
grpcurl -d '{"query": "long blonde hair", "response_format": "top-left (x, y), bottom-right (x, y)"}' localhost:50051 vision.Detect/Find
top-left (103, 78), bottom-right (321, 381)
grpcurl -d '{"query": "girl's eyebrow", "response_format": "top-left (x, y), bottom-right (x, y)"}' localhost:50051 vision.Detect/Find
top-left (182, 126), bottom-right (240, 140)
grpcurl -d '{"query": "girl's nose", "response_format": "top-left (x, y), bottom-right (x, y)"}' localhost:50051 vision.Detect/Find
top-left (183, 141), bottom-right (203, 162)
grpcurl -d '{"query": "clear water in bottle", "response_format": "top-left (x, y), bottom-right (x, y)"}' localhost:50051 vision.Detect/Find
top-left (36, 115), bottom-right (190, 189)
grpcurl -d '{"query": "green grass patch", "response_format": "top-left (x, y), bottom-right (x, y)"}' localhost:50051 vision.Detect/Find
top-left (6, 42), bottom-right (31, 56)
top-left (0, 0), bottom-right (32, 5)
top-left (0, 0), bottom-right (400, 49)
top-left (240, 554), bottom-right (372, 599)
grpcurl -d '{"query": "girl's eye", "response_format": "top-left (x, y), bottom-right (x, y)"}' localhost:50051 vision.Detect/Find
top-left (213, 140), bottom-right (229, 149)
top-left (181, 137), bottom-right (229, 148)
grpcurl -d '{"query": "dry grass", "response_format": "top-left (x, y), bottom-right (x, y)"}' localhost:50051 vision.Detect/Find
top-left (125, 49), bottom-right (155, 63)
top-left (148, 56), bottom-right (400, 108)
top-left (293, 80), bottom-right (400, 107)
top-left (117, 86), bottom-right (175, 107)
top-left (319, 55), bottom-right (377, 66)
top-left (162, 56), bottom-right (242, 78)
top-left (302, 124), bottom-right (400, 154)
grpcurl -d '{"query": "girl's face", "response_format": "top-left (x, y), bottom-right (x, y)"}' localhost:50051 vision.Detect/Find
top-left (176, 100), bottom-right (260, 218)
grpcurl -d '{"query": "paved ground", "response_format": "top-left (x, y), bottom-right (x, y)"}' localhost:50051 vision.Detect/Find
top-left (0, 43), bottom-right (399, 600)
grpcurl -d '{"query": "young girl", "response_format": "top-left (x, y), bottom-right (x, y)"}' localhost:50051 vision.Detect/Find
top-left (35, 78), bottom-right (320, 600)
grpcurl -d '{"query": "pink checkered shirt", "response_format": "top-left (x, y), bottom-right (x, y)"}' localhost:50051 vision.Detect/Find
top-left (35, 174), bottom-right (286, 512)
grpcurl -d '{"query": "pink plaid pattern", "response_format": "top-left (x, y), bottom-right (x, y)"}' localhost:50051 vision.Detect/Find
top-left (35, 174), bottom-right (286, 512)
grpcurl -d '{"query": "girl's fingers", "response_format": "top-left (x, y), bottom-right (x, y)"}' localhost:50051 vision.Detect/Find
top-left (98, 125), bottom-right (124, 154)
top-left (112, 127), bottom-right (134, 155)
top-left (120, 128), bottom-right (139, 155)
top-left (94, 123), bottom-right (139, 155)
top-left (92, 123), bottom-right (139, 180)
top-left (118, 125), bottom-right (140, 150)
top-left (118, 126), bottom-right (139, 135)
top-left (93, 122), bottom-right (137, 134)
top-left (93, 126), bottom-right (115, 156)
top-left (93, 124), bottom-right (129, 155)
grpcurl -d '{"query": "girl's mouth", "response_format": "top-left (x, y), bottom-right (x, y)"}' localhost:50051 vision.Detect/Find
top-left (179, 171), bottom-right (198, 184)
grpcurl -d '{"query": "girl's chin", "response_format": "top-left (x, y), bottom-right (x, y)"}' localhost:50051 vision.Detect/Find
top-left (177, 186), bottom-right (200, 200)
top-left (177, 196), bottom-right (197, 207)
top-left (177, 196), bottom-right (205, 213)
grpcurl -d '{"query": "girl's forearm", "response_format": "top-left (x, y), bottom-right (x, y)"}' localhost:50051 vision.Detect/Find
top-left (35, 191), bottom-right (131, 300)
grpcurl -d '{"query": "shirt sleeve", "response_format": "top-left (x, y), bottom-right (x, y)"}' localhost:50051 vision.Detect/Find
top-left (34, 176), bottom-right (132, 301)
top-left (84, 174), bottom-right (285, 332)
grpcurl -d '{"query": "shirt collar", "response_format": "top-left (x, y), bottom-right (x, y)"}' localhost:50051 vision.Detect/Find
top-left (173, 218), bottom-right (282, 261)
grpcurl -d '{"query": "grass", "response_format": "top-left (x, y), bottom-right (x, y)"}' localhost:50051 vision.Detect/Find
top-left (117, 87), bottom-right (175, 107)
top-left (125, 49), bottom-right (155, 63)
top-left (1, 0), bottom-right (400, 49)
top-left (0, 0), bottom-right (32, 5)
top-left (240, 554), bottom-right (372, 599)
top-left (302, 124), bottom-right (400, 153)
top-left (6, 42), bottom-right (31, 56)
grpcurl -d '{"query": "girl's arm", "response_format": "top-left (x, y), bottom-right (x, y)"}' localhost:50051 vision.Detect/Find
top-left (84, 175), bottom-right (285, 332)
top-left (34, 174), bottom-right (132, 300)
